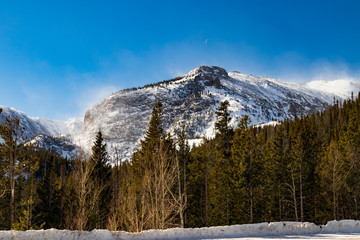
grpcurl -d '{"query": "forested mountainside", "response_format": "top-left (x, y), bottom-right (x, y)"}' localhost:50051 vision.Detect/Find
top-left (1, 94), bottom-right (360, 231)
top-left (1, 66), bottom-right (360, 160)
top-left (77, 66), bottom-right (358, 159)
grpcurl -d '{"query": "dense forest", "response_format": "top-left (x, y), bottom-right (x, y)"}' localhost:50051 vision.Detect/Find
top-left (1, 93), bottom-right (360, 231)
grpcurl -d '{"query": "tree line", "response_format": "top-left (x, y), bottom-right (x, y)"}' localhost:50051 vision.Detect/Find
top-left (1, 94), bottom-right (360, 231)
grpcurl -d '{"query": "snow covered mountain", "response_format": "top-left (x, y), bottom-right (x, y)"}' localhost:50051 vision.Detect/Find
top-left (29, 135), bottom-right (80, 159)
top-left (0, 106), bottom-right (82, 157)
top-left (1, 66), bottom-right (360, 160)
top-left (75, 66), bottom-right (360, 160)
top-left (0, 106), bottom-right (83, 140)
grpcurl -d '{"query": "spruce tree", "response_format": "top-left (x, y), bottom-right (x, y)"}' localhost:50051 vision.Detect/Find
top-left (89, 130), bottom-right (112, 229)
top-left (231, 115), bottom-right (252, 223)
top-left (130, 101), bottom-right (178, 230)
top-left (214, 100), bottom-right (233, 159)
top-left (208, 101), bottom-right (234, 225)
top-left (176, 126), bottom-right (190, 227)
top-left (35, 154), bottom-right (61, 229)
top-left (187, 137), bottom-right (215, 227)
top-left (143, 100), bottom-right (163, 146)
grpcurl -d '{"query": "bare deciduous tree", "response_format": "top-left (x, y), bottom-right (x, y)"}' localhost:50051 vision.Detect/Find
top-left (64, 153), bottom-right (103, 230)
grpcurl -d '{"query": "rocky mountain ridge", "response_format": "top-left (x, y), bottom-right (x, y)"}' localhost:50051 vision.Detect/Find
top-left (75, 66), bottom-right (360, 160)
top-left (1, 66), bottom-right (360, 160)
top-left (0, 106), bottom-right (82, 158)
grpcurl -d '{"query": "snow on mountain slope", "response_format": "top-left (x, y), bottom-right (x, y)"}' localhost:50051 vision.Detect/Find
top-left (0, 106), bottom-right (54, 141)
top-left (303, 79), bottom-right (360, 99)
top-left (2, 66), bottom-right (360, 160)
top-left (32, 117), bottom-right (83, 140)
top-left (76, 66), bottom-right (360, 160)
top-left (29, 135), bottom-right (80, 159)
top-left (0, 106), bottom-right (82, 157)
top-left (0, 106), bottom-right (83, 139)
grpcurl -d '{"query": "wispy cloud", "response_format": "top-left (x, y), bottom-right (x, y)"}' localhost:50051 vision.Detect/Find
top-left (75, 84), bottom-right (121, 116)
top-left (1, 38), bottom-right (360, 121)
top-left (273, 55), bottom-right (360, 83)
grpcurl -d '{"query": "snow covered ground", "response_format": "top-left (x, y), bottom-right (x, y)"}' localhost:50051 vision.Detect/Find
top-left (1, 220), bottom-right (360, 240)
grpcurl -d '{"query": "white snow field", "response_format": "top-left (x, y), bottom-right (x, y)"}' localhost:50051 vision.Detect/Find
top-left (1, 220), bottom-right (360, 240)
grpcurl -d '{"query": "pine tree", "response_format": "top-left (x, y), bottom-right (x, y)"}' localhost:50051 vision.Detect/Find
top-left (143, 100), bottom-right (163, 146)
top-left (14, 144), bottom-right (40, 230)
top-left (187, 137), bottom-right (215, 227)
top-left (129, 101), bottom-right (178, 230)
top-left (318, 140), bottom-right (344, 220)
top-left (89, 130), bottom-right (112, 229)
top-left (215, 100), bottom-right (233, 159)
top-left (35, 154), bottom-right (61, 228)
top-left (231, 115), bottom-right (253, 223)
top-left (0, 111), bottom-right (24, 229)
top-left (207, 101), bottom-right (234, 225)
top-left (175, 126), bottom-right (190, 227)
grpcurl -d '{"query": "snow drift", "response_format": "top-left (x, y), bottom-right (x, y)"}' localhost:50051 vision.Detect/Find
top-left (1, 220), bottom-right (360, 240)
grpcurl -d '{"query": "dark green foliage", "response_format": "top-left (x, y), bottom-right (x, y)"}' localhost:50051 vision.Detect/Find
top-left (129, 101), bottom-right (179, 231)
top-left (88, 130), bottom-right (112, 229)
top-left (143, 100), bottom-right (163, 146)
top-left (186, 95), bottom-right (360, 226)
top-left (2, 95), bottom-right (360, 230)
top-left (187, 137), bottom-right (215, 227)
top-left (176, 126), bottom-right (191, 227)
top-left (215, 100), bottom-right (233, 159)
top-left (35, 153), bottom-right (63, 228)
top-left (207, 100), bottom-right (234, 226)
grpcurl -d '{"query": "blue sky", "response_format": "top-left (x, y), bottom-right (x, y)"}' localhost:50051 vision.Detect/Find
top-left (0, 0), bottom-right (360, 120)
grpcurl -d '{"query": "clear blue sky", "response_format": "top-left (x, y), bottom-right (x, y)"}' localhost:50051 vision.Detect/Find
top-left (0, 0), bottom-right (360, 120)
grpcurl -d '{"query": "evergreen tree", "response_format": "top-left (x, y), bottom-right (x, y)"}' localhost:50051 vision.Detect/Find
top-left (231, 115), bottom-right (254, 223)
top-left (187, 137), bottom-right (215, 227)
top-left (214, 100), bottom-right (233, 159)
top-left (89, 130), bottom-right (112, 229)
top-left (13, 144), bottom-right (41, 230)
top-left (208, 101), bottom-right (234, 225)
top-left (176, 126), bottom-right (190, 227)
top-left (0, 111), bottom-right (24, 229)
top-left (129, 101), bottom-right (178, 230)
top-left (35, 154), bottom-right (61, 229)
top-left (318, 140), bottom-right (344, 220)
top-left (143, 100), bottom-right (163, 147)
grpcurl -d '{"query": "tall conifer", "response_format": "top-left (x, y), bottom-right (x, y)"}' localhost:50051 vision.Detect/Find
top-left (89, 130), bottom-right (112, 229)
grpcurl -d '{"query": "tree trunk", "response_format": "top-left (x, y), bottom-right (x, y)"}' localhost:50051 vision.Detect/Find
top-left (299, 163), bottom-right (304, 222)
top-left (332, 168), bottom-right (337, 220)
top-left (205, 168), bottom-right (209, 227)
top-left (176, 156), bottom-right (185, 228)
top-left (9, 149), bottom-right (15, 229)
top-left (249, 186), bottom-right (253, 223)
top-left (291, 167), bottom-right (299, 222)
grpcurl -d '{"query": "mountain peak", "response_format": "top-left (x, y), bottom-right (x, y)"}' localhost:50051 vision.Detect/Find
top-left (186, 66), bottom-right (228, 78)
top-left (4, 66), bottom-right (360, 162)
top-left (183, 66), bottom-right (228, 88)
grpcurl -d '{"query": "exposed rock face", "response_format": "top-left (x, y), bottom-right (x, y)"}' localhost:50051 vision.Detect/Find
top-left (75, 66), bottom-right (354, 160)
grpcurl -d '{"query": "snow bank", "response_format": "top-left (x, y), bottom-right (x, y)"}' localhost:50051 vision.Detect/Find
top-left (0, 220), bottom-right (359, 240)
top-left (321, 219), bottom-right (360, 233)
